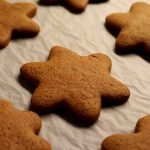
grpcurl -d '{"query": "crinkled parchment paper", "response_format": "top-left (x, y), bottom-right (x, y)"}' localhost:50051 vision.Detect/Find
top-left (0, 0), bottom-right (150, 149)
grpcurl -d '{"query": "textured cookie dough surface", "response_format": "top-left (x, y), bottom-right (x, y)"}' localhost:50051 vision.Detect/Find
top-left (0, 99), bottom-right (51, 150)
top-left (65, 0), bottom-right (88, 11)
top-left (0, 0), bottom-right (40, 48)
top-left (106, 2), bottom-right (150, 54)
top-left (102, 115), bottom-right (150, 150)
top-left (20, 46), bottom-right (130, 123)
top-left (40, 0), bottom-right (92, 12)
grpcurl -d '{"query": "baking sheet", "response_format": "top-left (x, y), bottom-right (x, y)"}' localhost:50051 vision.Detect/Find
top-left (0, 0), bottom-right (150, 149)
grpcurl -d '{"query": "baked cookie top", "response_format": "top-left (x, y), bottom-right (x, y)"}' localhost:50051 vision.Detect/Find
top-left (102, 115), bottom-right (150, 150)
top-left (40, 0), bottom-right (89, 12)
top-left (66, 0), bottom-right (88, 11)
top-left (20, 46), bottom-right (130, 124)
top-left (0, 0), bottom-right (40, 49)
top-left (0, 99), bottom-right (51, 150)
top-left (106, 2), bottom-right (150, 54)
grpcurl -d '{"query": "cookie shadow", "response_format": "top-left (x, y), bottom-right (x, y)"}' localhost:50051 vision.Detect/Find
top-left (38, 0), bottom-right (109, 14)
top-left (12, 31), bottom-right (39, 40)
top-left (102, 96), bottom-right (128, 108)
top-left (89, 0), bottom-right (109, 4)
top-left (0, 32), bottom-right (38, 50)
top-left (29, 95), bottom-right (128, 128)
top-left (105, 22), bottom-right (150, 63)
top-left (29, 96), bottom-right (128, 127)
top-left (29, 104), bottom-right (97, 128)
top-left (18, 74), bottom-right (37, 94)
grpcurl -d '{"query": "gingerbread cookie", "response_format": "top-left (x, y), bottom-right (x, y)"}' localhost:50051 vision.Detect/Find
top-left (40, 0), bottom-right (98, 12)
top-left (106, 2), bottom-right (150, 54)
top-left (0, 99), bottom-right (51, 150)
top-left (21, 46), bottom-right (129, 122)
top-left (0, 0), bottom-right (40, 49)
top-left (20, 46), bottom-right (130, 124)
top-left (102, 115), bottom-right (150, 150)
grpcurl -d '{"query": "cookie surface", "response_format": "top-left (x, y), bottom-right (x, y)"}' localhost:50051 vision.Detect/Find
top-left (106, 2), bottom-right (150, 54)
top-left (20, 46), bottom-right (130, 123)
top-left (39, 0), bottom-right (89, 12)
top-left (0, 99), bottom-right (51, 150)
top-left (0, 0), bottom-right (40, 49)
top-left (66, 0), bottom-right (88, 11)
top-left (102, 115), bottom-right (150, 150)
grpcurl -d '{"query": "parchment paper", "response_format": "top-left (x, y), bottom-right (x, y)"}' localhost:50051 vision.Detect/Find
top-left (0, 0), bottom-right (150, 149)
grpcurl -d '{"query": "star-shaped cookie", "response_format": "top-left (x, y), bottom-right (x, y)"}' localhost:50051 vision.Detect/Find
top-left (20, 46), bottom-right (130, 123)
top-left (106, 2), bottom-right (150, 54)
top-left (0, 0), bottom-right (40, 49)
top-left (0, 99), bottom-right (51, 150)
top-left (102, 115), bottom-right (150, 150)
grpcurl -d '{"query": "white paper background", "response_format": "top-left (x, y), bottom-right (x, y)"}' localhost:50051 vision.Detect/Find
top-left (0, 0), bottom-right (150, 149)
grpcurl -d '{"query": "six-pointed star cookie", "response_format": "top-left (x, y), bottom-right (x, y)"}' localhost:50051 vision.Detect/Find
top-left (102, 115), bottom-right (150, 150)
top-left (0, 0), bottom-right (40, 49)
top-left (20, 46), bottom-right (130, 123)
top-left (0, 99), bottom-right (51, 150)
top-left (106, 2), bottom-right (150, 54)
top-left (39, 0), bottom-right (99, 12)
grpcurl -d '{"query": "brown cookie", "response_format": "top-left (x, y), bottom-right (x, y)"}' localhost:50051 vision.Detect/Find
top-left (102, 115), bottom-right (150, 150)
top-left (20, 46), bottom-right (130, 124)
top-left (67, 0), bottom-right (89, 11)
top-left (0, 99), bottom-right (51, 150)
top-left (0, 0), bottom-right (40, 49)
top-left (106, 2), bottom-right (150, 54)
top-left (40, 0), bottom-right (89, 12)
